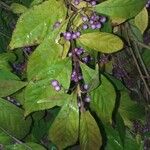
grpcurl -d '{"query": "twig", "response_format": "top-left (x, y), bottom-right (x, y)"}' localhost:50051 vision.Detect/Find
top-left (0, 31), bottom-right (10, 39)
top-left (134, 40), bottom-right (150, 50)
top-left (123, 24), bottom-right (150, 96)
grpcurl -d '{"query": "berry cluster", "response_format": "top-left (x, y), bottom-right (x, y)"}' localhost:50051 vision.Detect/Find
top-left (146, 0), bottom-right (150, 8)
top-left (63, 31), bottom-right (81, 40)
top-left (82, 13), bottom-right (107, 30)
top-left (12, 62), bottom-right (26, 74)
top-left (68, 47), bottom-right (93, 64)
top-left (71, 70), bottom-right (82, 82)
top-left (51, 80), bottom-right (61, 91)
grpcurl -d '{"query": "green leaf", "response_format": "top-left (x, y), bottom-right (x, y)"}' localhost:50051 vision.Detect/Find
top-left (78, 32), bottom-right (123, 53)
top-left (135, 8), bottom-right (148, 34)
top-left (30, 0), bottom-right (44, 6)
top-left (0, 70), bottom-right (20, 80)
top-left (24, 30), bottom-right (71, 116)
top-left (80, 111), bottom-right (102, 150)
top-left (142, 50), bottom-right (150, 68)
top-left (10, 3), bottom-right (28, 14)
top-left (10, 0), bottom-right (67, 49)
top-left (124, 134), bottom-right (143, 150)
top-left (27, 38), bottom-right (71, 89)
top-left (0, 130), bottom-right (13, 145)
top-left (0, 98), bottom-right (31, 139)
top-left (0, 70), bottom-right (27, 97)
top-left (0, 53), bottom-right (16, 71)
top-left (5, 142), bottom-right (46, 150)
top-left (119, 91), bottom-right (145, 127)
top-left (80, 63), bottom-right (99, 91)
top-left (105, 125), bottom-right (142, 150)
top-left (105, 125), bottom-right (123, 150)
top-left (24, 79), bottom-right (69, 116)
top-left (90, 75), bottom-right (116, 123)
top-left (95, 0), bottom-right (147, 20)
top-left (48, 94), bottom-right (79, 149)
top-left (116, 113), bottom-right (126, 146)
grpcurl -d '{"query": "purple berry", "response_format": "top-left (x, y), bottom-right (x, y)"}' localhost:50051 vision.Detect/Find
top-left (76, 31), bottom-right (81, 37)
top-left (95, 23), bottom-right (102, 29)
top-left (82, 24), bottom-right (88, 30)
top-left (85, 96), bottom-right (91, 102)
top-left (51, 80), bottom-right (59, 87)
top-left (53, 21), bottom-right (61, 29)
top-left (72, 33), bottom-right (77, 39)
top-left (91, 1), bottom-right (96, 6)
top-left (82, 16), bottom-right (88, 22)
top-left (84, 84), bottom-right (89, 90)
top-left (55, 85), bottom-right (61, 91)
top-left (100, 16), bottom-right (106, 23)
top-left (91, 24), bottom-right (96, 29)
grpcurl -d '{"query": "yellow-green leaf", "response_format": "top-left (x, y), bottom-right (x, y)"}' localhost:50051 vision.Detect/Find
top-left (80, 111), bottom-right (102, 150)
top-left (135, 7), bottom-right (148, 34)
top-left (78, 32), bottom-right (123, 53)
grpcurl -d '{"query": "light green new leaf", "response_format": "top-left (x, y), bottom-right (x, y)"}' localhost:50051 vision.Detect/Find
top-left (10, 3), bottom-right (28, 14)
top-left (0, 70), bottom-right (27, 97)
top-left (10, 0), bottom-right (67, 49)
top-left (24, 79), bottom-right (69, 116)
top-left (90, 75), bottom-right (116, 123)
top-left (80, 111), bottom-right (102, 150)
top-left (78, 32), bottom-right (123, 53)
top-left (49, 95), bottom-right (79, 149)
top-left (135, 8), bottom-right (148, 34)
top-left (5, 142), bottom-right (46, 150)
top-left (0, 98), bottom-right (31, 139)
top-left (95, 0), bottom-right (147, 20)
top-left (119, 91), bottom-right (145, 127)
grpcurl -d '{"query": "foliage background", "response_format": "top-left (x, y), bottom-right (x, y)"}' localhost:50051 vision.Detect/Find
top-left (0, 0), bottom-right (150, 150)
